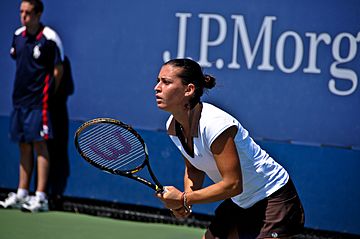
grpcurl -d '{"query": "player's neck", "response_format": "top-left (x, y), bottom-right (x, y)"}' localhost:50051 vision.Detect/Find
top-left (174, 116), bottom-right (190, 134)
top-left (173, 107), bottom-right (196, 136)
top-left (26, 23), bottom-right (41, 36)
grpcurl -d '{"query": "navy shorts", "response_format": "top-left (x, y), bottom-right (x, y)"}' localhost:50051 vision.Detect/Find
top-left (209, 179), bottom-right (305, 239)
top-left (10, 107), bottom-right (53, 143)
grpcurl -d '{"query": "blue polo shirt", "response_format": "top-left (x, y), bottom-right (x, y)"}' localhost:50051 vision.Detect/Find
top-left (10, 24), bottom-right (64, 108)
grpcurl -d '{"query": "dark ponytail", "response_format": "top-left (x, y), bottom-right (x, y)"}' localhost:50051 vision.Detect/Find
top-left (203, 74), bottom-right (216, 89)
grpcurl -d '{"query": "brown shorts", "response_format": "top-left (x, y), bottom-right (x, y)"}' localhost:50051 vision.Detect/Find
top-left (208, 179), bottom-right (305, 239)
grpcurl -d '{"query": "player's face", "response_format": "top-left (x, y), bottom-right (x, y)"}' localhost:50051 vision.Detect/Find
top-left (20, 2), bottom-right (41, 28)
top-left (155, 65), bottom-right (189, 113)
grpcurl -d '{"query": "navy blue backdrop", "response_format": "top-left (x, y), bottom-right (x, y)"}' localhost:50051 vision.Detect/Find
top-left (0, 0), bottom-right (359, 235)
top-left (1, 0), bottom-right (359, 148)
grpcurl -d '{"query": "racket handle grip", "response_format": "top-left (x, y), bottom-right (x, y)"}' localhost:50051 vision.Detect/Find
top-left (157, 186), bottom-right (167, 194)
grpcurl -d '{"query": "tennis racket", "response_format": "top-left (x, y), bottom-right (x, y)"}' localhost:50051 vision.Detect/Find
top-left (74, 118), bottom-right (164, 193)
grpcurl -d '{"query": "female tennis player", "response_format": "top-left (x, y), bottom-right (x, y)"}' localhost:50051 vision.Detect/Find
top-left (155, 59), bottom-right (304, 239)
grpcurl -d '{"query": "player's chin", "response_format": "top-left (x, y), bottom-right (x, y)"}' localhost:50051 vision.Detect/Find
top-left (156, 101), bottom-right (167, 110)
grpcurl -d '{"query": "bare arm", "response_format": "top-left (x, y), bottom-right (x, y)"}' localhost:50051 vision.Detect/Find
top-left (156, 157), bottom-right (205, 210)
top-left (161, 157), bottom-right (205, 218)
top-left (185, 125), bottom-right (243, 205)
top-left (157, 126), bottom-right (243, 209)
top-left (184, 156), bottom-right (205, 192)
top-left (53, 63), bottom-right (64, 93)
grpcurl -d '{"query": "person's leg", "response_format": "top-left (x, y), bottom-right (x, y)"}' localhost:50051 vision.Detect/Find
top-left (203, 227), bottom-right (238, 239)
top-left (24, 107), bottom-right (51, 194)
top-left (203, 229), bottom-right (218, 239)
top-left (18, 142), bottom-right (34, 190)
top-left (0, 142), bottom-right (33, 209)
top-left (21, 140), bottom-right (50, 212)
top-left (33, 141), bottom-right (50, 193)
top-left (227, 227), bottom-right (239, 239)
top-left (206, 199), bottom-right (242, 239)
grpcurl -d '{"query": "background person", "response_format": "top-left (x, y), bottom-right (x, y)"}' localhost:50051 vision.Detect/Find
top-left (0, 0), bottom-right (64, 212)
top-left (155, 59), bottom-right (305, 238)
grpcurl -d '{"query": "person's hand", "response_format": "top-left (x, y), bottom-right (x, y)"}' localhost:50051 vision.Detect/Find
top-left (155, 186), bottom-right (192, 218)
top-left (170, 205), bottom-right (192, 219)
top-left (156, 186), bottom-right (183, 209)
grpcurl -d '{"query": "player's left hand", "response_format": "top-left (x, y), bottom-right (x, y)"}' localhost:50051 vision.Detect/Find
top-left (156, 186), bottom-right (183, 209)
top-left (170, 205), bottom-right (192, 219)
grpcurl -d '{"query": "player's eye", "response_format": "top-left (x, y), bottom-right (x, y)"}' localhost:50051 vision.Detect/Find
top-left (20, 10), bottom-right (32, 15)
top-left (156, 78), bottom-right (171, 85)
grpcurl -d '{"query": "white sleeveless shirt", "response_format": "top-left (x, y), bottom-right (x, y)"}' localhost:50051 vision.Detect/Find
top-left (166, 102), bottom-right (289, 208)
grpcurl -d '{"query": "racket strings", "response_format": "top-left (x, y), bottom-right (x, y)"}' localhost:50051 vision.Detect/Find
top-left (81, 125), bottom-right (142, 163)
top-left (82, 132), bottom-right (144, 170)
top-left (78, 123), bottom-right (146, 171)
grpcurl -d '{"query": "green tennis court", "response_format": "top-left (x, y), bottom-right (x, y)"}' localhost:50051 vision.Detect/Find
top-left (0, 209), bottom-right (204, 239)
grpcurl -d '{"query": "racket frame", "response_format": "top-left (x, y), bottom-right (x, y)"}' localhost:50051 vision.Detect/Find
top-left (74, 118), bottom-right (164, 192)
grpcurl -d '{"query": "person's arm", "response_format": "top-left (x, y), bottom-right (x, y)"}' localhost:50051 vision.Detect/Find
top-left (53, 63), bottom-right (64, 92)
top-left (186, 125), bottom-right (243, 205)
top-left (165, 159), bottom-right (205, 218)
top-left (10, 34), bottom-right (16, 59)
top-left (184, 156), bottom-right (205, 192)
top-left (157, 126), bottom-right (242, 208)
top-left (156, 158), bottom-right (205, 211)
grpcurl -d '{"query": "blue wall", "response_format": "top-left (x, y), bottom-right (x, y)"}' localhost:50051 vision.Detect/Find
top-left (0, 0), bottom-right (359, 235)
top-left (1, 0), bottom-right (359, 148)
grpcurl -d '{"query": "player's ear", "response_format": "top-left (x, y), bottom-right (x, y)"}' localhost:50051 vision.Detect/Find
top-left (185, 83), bottom-right (195, 97)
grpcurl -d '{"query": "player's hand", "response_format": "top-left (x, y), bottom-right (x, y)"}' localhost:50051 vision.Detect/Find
top-left (155, 186), bottom-right (183, 209)
top-left (170, 206), bottom-right (192, 219)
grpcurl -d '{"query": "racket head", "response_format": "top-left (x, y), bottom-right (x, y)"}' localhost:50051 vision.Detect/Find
top-left (74, 118), bottom-right (149, 175)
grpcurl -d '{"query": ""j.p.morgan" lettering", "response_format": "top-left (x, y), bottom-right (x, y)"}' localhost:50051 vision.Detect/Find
top-left (163, 13), bottom-right (360, 96)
